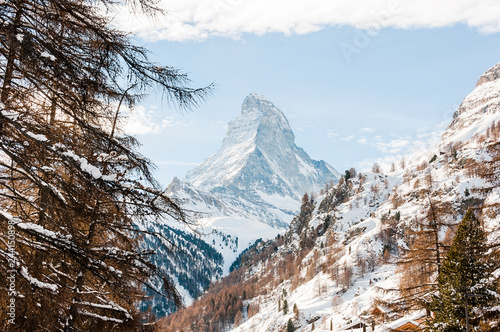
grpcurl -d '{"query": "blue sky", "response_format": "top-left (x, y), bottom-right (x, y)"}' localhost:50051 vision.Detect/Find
top-left (116, 5), bottom-right (500, 187)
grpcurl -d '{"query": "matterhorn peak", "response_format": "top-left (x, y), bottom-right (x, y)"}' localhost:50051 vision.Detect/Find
top-left (224, 93), bottom-right (295, 150)
top-left (183, 93), bottom-right (339, 224)
top-left (241, 93), bottom-right (279, 116)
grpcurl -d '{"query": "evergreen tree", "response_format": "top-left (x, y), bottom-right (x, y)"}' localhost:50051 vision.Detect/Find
top-left (286, 318), bottom-right (295, 332)
top-left (283, 299), bottom-right (289, 314)
top-left (429, 209), bottom-right (498, 331)
top-left (344, 170), bottom-right (351, 182)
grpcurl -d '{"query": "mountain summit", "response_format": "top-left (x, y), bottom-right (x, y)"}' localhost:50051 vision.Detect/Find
top-left (185, 93), bottom-right (339, 201)
top-left (445, 63), bottom-right (500, 140)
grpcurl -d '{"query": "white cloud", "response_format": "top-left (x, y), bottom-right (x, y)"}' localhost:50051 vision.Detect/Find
top-left (112, 0), bottom-right (500, 41)
top-left (342, 135), bottom-right (355, 141)
top-left (357, 138), bottom-right (368, 144)
top-left (375, 138), bottom-right (410, 154)
top-left (357, 124), bottom-right (444, 172)
top-left (122, 106), bottom-right (160, 135)
top-left (359, 127), bottom-right (375, 133)
top-left (122, 106), bottom-right (185, 135)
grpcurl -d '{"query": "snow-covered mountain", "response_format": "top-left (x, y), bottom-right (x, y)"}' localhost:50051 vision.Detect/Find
top-left (444, 62), bottom-right (500, 141)
top-left (172, 93), bottom-right (339, 229)
top-left (159, 62), bottom-right (500, 331)
top-left (185, 93), bottom-right (339, 201)
top-left (167, 93), bottom-right (339, 249)
top-left (149, 93), bottom-right (339, 316)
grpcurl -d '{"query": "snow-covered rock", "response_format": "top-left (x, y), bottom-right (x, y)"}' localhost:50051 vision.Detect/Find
top-left (444, 63), bottom-right (500, 141)
top-left (185, 93), bottom-right (339, 202)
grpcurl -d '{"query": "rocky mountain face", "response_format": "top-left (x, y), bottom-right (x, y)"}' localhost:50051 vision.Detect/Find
top-left (185, 93), bottom-right (339, 201)
top-left (181, 93), bottom-right (339, 228)
top-left (159, 62), bottom-right (500, 331)
top-left (445, 63), bottom-right (500, 140)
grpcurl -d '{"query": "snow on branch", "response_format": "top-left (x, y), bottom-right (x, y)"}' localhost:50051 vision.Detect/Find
top-left (20, 266), bottom-right (59, 292)
top-left (17, 222), bottom-right (73, 243)
top-left (77, 309), bottom-right (124, 324)
top-left (76, 300), bottom-right (131, 318)
top-left (62, 150), bottom-right (102, 180)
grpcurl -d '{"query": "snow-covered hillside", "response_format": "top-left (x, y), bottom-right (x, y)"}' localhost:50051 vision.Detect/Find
top-left (227, 63), bottom-right (500, 332)
top-left (159, 62), bottom-right (500, 331)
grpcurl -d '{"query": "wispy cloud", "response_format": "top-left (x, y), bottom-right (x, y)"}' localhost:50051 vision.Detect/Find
top-left (374, 138), bottom-right (410, 154)
top-left (357, 138), bottom-right (368, 144)
top-left (342, 135), bottom-right (355, 141)
top-left (356, 125), bottom-right (444, 172)
top-left (122, 106), bottom-right (185, 135)
top-left (112, 0), bottom-right (500, 41)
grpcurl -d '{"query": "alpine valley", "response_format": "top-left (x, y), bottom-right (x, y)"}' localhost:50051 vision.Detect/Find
top-left (144, 93), bottom-right (340, 316)
top-left (158, 62), bottom-right (500, 331)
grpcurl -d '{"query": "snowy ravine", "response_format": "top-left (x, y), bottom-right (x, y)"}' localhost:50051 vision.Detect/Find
top-left (223, 62), bottom-right (500, 332)
top-left (147, 93), bottom-right (340, 316)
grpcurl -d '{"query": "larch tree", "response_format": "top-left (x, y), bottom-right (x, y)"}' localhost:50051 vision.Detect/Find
top-left (0, 0), bottom-right (211, 330)
top-left (478, 134), bottom-right (500, 229)
top-left (428, 209), bottom-right (499, 331)
top-left (395, 198), bottom-right (453, 313)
